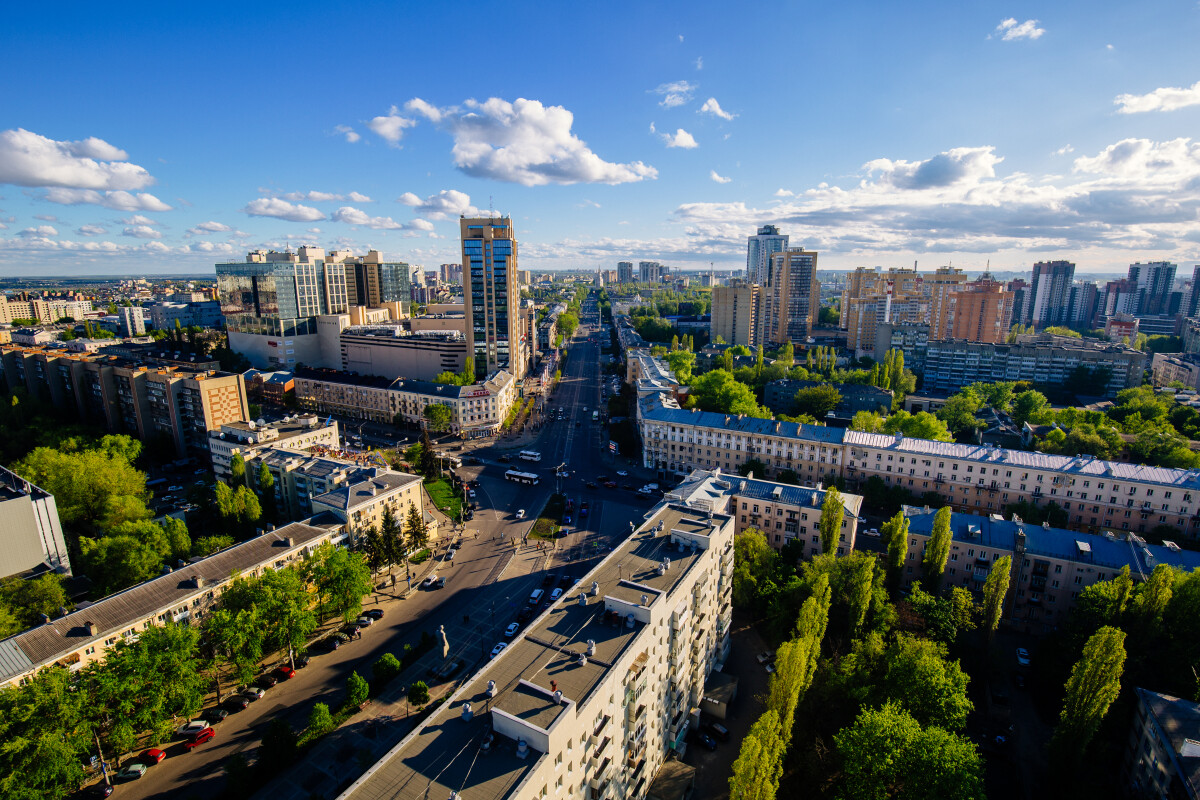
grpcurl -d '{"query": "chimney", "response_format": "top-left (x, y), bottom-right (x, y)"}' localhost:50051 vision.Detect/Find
top-left (193, 575), bottom-right (205, 589)
top-left (85, 621), bottom-right (97, 636)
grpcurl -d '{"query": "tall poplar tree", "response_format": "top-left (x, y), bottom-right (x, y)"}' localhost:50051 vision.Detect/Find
top-left (818, 487), bottom-right (845, 555)
top-left (921, 507), bottom-right (953, 592)
top-left (981, 555), bottom-right (1012, 637)
top-left (1050, 626), bottom-right (1127, 762)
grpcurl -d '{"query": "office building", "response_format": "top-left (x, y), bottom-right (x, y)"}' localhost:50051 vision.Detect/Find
top-left (339, 325), bottom-right (468, 381)
top-left (745, 224), bottom-right (788, 285)
top-left (901, 507), bottom-right (1200, 634)
top-left (1126, 688), bottom-right (1200, 800)
top-left (207, 414), bottom-right (341, 481)
top-left (1127, 261), bottom-right (1177, 316)
top-left (339, 498), bottom-right (734, 800)
top-left (0, 465), bottom-right (71, 579)
top-left (947, 274), bottom-right (1014, 344)
top-left (709, 280), bottom-right (760, 347)
top-left (639, 261), bottom-right (666, 282)
top-left (760, 248), bottom-right (818, 346)
top-left (1029, 260), bottom-right (1075, 327)
top-left (617, 261), bottom-right (634, 283)
top-left (345, 251), bottom-right (413, 309)
top-left (462, 217), bottom-right (525, 379)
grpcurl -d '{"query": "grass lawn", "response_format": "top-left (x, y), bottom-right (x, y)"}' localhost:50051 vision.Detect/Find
top-left (424, 478), bottom-right (463, 521)
top-left (530, 493), bottom-right (566, 541)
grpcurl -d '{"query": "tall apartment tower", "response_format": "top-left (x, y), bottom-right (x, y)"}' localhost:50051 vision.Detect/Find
top-left (1127, 261), bottom-right (1177, 316)
top-left (1029, 260), bottom-right (1076, 328)
top-left (461, 216), bottom-right (524, 379)
top-left (638, 261), bottom-right (665, 282)
top-left (746, 224), bottom-right (789, 285)
top-left (948, 274), bottom-right (1014, 343)
top-left (1185, 266), bottom-right (1200, 319)
top-left (711, 279), bottom-right (761, 347)
top-left (760, 248), bottom-right (818, 346)
top-left (924, 266), bottom-right (970, 339)
top-left (617, 261), bottom-right (634, 283)
top-left (117, 305), bottom-right (145, 337)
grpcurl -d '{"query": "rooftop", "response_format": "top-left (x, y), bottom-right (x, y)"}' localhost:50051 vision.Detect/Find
top-left (1136, 688), bottom-right (1200, 798)
top-left (311, 470), bottom-right (423, 512)
top-left (639, 393), bottom-right (848, 445)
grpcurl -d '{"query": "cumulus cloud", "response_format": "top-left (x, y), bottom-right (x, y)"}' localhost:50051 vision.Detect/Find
top-left (699, 98), bottom-right (735, 120)
top-left (1115, 80), bottom-right (1200, 114)
top-left (76, 224), bottom-right (107, 236)
top-left (653, 81), bottom-right (696, 108)
top-left (44, 188), bottom-right (172, 211)
top-left (18, 225), bottom-right (57, 238)
top-left (864, 146), bottom-right (1001, 189)
top-left (397, 189), bottom-right (478, 219)
top-left (1053, 144), bottom-right (1075, 156)
top-left (187, 221), bottom-right (232, 236)
top-left (1072, 137), bottom-right (1200, 180)
top-left (123, 214), bottom-right (159, 226)
top-left (0, 129), bottom-right (155, 190)
top-left (187, 241), bottom-right (235, 254)
top-left (405, 97), bottom-right (657, 186)
top-left (695, 57), bottom-right (703, 70)
top-left (348, 191), bottom-right (372, 203)
top-left (33, 214), bottom-right (57, 222)
top-left (122, 225), bottom-right (162, 239)
top-left (334, 124), bottom-right (361, 143)
top-left (242, 198), bottom-right (325, 222)
top-left (661, 129), bottom-right (699, 149)
top-left (710, 170), bottom-right (731, 184)
top-left (993, 18), bottom-right (1045, 41)
top-left (331, 206), bottom-right (404, 229)
top-left (367, 106), bottom-right (417, 145)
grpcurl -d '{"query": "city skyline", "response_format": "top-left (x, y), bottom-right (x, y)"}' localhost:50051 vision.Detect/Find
top-left (2, 2), bottom-right (1200, 276)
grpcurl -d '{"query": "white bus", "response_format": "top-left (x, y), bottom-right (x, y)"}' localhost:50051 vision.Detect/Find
top-left (519, 450), bottom-right (542, 462)
top-left (505, 470), bottom-right (540, 485)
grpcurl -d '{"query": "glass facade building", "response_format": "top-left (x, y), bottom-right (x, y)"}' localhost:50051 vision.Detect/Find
top-left (461, 218), bottom-right (522, 378)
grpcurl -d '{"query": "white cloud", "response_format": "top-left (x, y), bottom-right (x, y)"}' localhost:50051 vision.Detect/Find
top-left (1115, 80), bottom-right (1200, 114)
top-left (864, 146), bottom-right (1001, 189)
top-left (122, 214), bottom-right (159, 226)
top-left (678, 34), bottom-right (684, 43)
top-left (993, 18), bottom-right (1045, 41)
top-left (187, 241), bottom-right (235, 254)
top-left (1072, 137), bottom-right (1200, 180)
top-left (33, 213), bottom-right (57, 222)
top-left (404, 98), bottom-right (444, 124)
top-left (1053, 144), bottom-right (1075, 156)
top-left (0, 129), bottom-right (155, 190)
top-left (775, 188), bottom-right (795, 198)
top-left (18, 225), bottom-right (57, 238)
top-left (187, 221), bottom-right (232, 235)
top-left (653, 81), bottom-right (697, 108)
top-left (143, 241), bottom-right (170, 253)
top-left (695, 57), bottom-right (703, 70)
top-left (242, 198), bottom-right (325, 222)
top-left (44, 188), bottom-right (172, 211)
top-left (662, 129), bottom-right (699, 149)
top-left (405, 97), bottom-right (657, 186)
top-left (76, 224), bottom-right (107, 236)
top-left (1106, 44), bottom-right (1114, 51)
top-left (331, 206), bottom-right (404, 230)
top-left (710, 170), bottom-right (732, 184)
top-left (397, 189), bottom-right (479, 219)
top-left (367, 106), bottom-right (417, 145)
top-left (348, 191), bottom-right (372, 203)
top-left (283, 190), bottom-right (341, 202)
top-left (123, 225), bottom-right (162, 240)
top-left (699, 98), bottom-right (735, 120)
top-left (334, 124), bottom-right (361, 143)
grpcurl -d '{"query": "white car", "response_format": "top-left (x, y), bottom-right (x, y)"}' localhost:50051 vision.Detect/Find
top-left (490, 642), bottom-right (508, 659)
top-left (505, 622), bottom-right (520, 637)
top-left (550, 588), bottom-right (563, 602)
top-left (616, 470), bottom-right (628, 477)
top-left (1016, 647), bottom-right (1032, 667)
top-left (468, 489), bottom-right (476, 498)
top-left (638, 486), bottom-right (654, 495)
top-left (516, 509), bottom-right (526, 519)
top-left (422, 574), bottom-right (439, 588)
top-left (178, 719), bottom-right (209, 737)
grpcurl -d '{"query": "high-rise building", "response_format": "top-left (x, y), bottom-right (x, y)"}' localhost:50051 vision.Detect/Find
top-left (746, 224), bottom-right (788, 285)
top-left (461, 216), bottom-right (525, 379)
top-left (638, 260), bottom-right (665, 282)
top-left (710, 279), bottom-right (761, 347)
top-left (1185, 266), bottom-right (1200, 319)
top-left (1007, 278), bottom-right (1032, 326)
top-left (344, 250), bottom-right (412, 309)
top-left (1066, 282), bottom-right (1100, 329)
top-left (760, 248), bottom-right (818, 346)
top-left (117, 305), bottom-right (145, 338)
top-left (924, 266), bottom-right (970, 340)
top-left (1029, 260), bottom-right (1076, 327)
top-left (439, 263), bottom-right (463, 284)
top-left (1126, 261), bottom-right (1177, 316)
top-left (947, 274), bottom-right (1014, 343)
top-left (617, 261), bottom-right (634, 283)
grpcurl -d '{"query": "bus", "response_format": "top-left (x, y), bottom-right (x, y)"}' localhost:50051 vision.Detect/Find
top-left (505, 470), bottom-right (540, 485)
top-left (519, 450), bottom-right (542, 462)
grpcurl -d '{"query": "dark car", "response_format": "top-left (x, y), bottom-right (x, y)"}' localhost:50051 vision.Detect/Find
top-left (543, 573), bottom-right (557, 587)
top-left (365, 608), bottom-right (385, 620)
top-left (434, 576), bottom-right (448, 589)
top-left (295, 654), bottom-right (311, 669)
top-left (498, 455), bottom-right (511, 463)
top-left (86, 783), bottom-right (114, 797)
top-left (201, 707), bottom-right (230, 724)
top-left (604, 481), bottom-right (617, 489)
top-left (517, 607), bottom-right (533, 622)
top-left (257, 674), bottom-right (279, 688)
top-left (692, 732), bottom-right (718, 751)
top-left (325, 634), bottom-right (345, 650)
top-left (704, 721), bottom-right (731, 742)
top-left (223, 696), bottom-right (250, 711)
top-left (596, 475), bottom-right (609, 482)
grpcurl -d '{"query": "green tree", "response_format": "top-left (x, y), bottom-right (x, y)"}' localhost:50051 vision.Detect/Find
top-left (819, 487), bottom-right (845, 554)
top-left (981, 555), bottom-right (1012, 637)
top-left (381, 505), bottom-right (406, 565)
top-left (0, 666), bottom-right (93, 799)
top-left (78, 534), bottom-right (164, 595)
top-left (936, 393), bottom-right (983, 439)
top-left (307, 702), bottom-right (334, 737)
top-left (665, 349), bottom-right (695, 383)
top-left (921, 507), bottom-right (953, 591)
top-left (738, 457), bottom-right (769, 478)
top-left (793, 384), bottom-right (842, 418)
top-left (1130, 563), bottom-right (1174, 636)
top-left (880, 511), bottom-right (909, 592)
top-left (908, 583), bottom-right (977, 645)
top-left (0, 574), bottom-right (69, 630)
top-left (688, 369), bottom-right (770, 417)
top-left (258, 567), bottom-right (318, 669)
top-left (424, 403), bottom-right (453, 432)
top-left (846, 553), bottom-right (875, 637)
top-left (878, 410), bottom-right (954, 442)
top-left (1043, 325), bottom-right (1082, 338)
top-left (882, 634), bottom-right (973, 730)
top-left (346, 670), bottom-right (370, 708)
top-left (732, 528), bottom-right (781, 610)
top-left (407, 680), bottom-right (430, 706)
top-left (12, 442), bottom-right (149, 531)
top-left (850, 410), bottom-right (885, 433)
top-left (204, 606), bottom-right (264, 695)
top-left (159, 516), bottom-right (192, 562)
top-left (230, 452), bottom-right (247, 487)
top-left (728, 710), bottom-right (786, 800)
top-left (192, 535), bottom-right (235, 557)
top-left (373, 653), bottom-right (403, 685)
top-left (256, 461), bottom-right (276, 521)
top-left (1010, 389), bottom-right (1049, 426)
top-left (404, 501), bottom-right (428, 552)
top-left (309, 544), bottom-right (373, 622)
top-left (1050, 626), bottom-right (1127, 762)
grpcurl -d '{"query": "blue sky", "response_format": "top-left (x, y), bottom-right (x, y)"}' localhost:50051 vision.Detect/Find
top-left (2, 1), bottom-right (1200, 276)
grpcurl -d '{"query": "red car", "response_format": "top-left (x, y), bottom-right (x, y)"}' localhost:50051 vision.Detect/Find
top-left (604, 481), bottom-right (617, 489)
top-left (274, 665), bottom-right (296, 680)
top-left (140, 748), bottom-right (166, 764)
top-left (185, 727), bottom-right (215, 750)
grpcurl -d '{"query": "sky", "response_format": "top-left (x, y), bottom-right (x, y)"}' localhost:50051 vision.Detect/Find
top-left (2, 1), bottom-right (1200, 277)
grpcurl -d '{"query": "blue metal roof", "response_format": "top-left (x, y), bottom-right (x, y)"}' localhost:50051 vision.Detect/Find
top-left (641, 402), bottom-right (848, 444)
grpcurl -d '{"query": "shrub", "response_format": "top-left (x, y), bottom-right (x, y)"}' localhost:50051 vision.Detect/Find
top-left (408, 681), bottom-right (430, 706)
top-left (346, 671), bottom-right (370, 708)
top-left (307, 702), bottom-right (334, 737)
top-left (372, 653), bottom-right (403, 686)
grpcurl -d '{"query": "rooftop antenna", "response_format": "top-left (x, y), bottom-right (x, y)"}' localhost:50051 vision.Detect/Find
top-left (489, 196), bottom-right (495, 219)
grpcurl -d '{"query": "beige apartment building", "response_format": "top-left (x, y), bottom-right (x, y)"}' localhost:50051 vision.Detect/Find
top-left (208, 415), bottom-right (341, 481)
top-left (759, 248), bottom-right (818, 346)
top-left (947, 275), bottom-right (1015, 343)
top-left (710, 280), bottom-right (760, 347)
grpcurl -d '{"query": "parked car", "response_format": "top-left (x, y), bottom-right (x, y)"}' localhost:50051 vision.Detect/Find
top-left (585, 481), bottom-right (597, 489)
top-left (755, 650), bottom-right (775, 664)
top-left (356, 615), bottom-right (374, 627)
top-left (140, 748), bottom-right (166, 765)
top-left (257, 674), bottom-right (279, 688)
top-left (515, 509), bottom-right (526, 519)
top-left (184, 727), bottom-right (215, 750)
top-left (86, 782), bottom-right (114, 797)
top-left (325, 635), bottom-right (345, 651)
top-left (178, 719), bottom-right (209, 737)
top-left (604, 481), bottom-right (617, 489)
top-left (364, 608), bottom-right (385, 620)
top-left (1016, 647), bottom-right (1032, 667)
top-left (692, 731), bottom-right (718, 751)
top-left (117, 763), bottom-right (147, 781)
top-left (562, 514), bottom-right (573, 525)
top-left (543, 573), bottom-right (557, 587)
top-left (498, 455), bottom-right (511, 463)
top-left (622, 483), bottom-right (634, 490)
top-left (202, 707), bottom-right (230, 724)
top-left (295, 654), bottom-right (311, 669)
top-left (274, 665), bottom-right (296, 681)
top-left (490, 642), bottom-right (508, 659)
top-left (517, 607), bottom-right (533, 622)
top-left (434, 576), bottom-right (448, 589)
top-left (223, 696), bottom-right (250, 712)
top-left (505, 622), bottom-right (520, 637)
top-left (242, 686), bottom-right (266, 701)
top-left (704, 722), bottom-right (731, 742)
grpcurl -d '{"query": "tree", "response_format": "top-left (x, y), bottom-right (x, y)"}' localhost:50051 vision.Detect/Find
top-left (257, 567), bottom-right (318, 669)
top-left (1130, 563), bottom-right (1174, 637)
top-left (738, 458), bottom-right (769, 478)
top-left (921, 507), bottom-right (953, 591)
top-left (846, 554), bottom-right (875, 637)
top-left (417, 430), bottom-right (438, 478)
top-left (259, 718), bottom-right (299, 770)
top-left (78, 534), bottom-right (164, 595)
top-left (307, 702), bottom-right (334, 737)
top-left (793, 384), bottom-right (842, 418)
top-left (346, 670), bottom-right (370, 708)
top-left (309, 545), bottom-right (373, 623)
top-left (407, 680), bottom-right (430, 706)
top-left (728, 710), bottom-right (786, 800)
top-left (880, 511), bottom-right (909, 592)
top-left (256, 461), bottom-right (276, 521)
top-left (404, 501), bottom-right (428, 552)
top-left (424, 403), bottom-right (453, 433)
top-left (882, 634), bottom-right (973, 730)
top-left (1011, 389), bottom-right (1049, 426)
top-left (380, 506), bottom-right (406, 565)
top-left (12, 442), bottom-right (148, 531)
top-left (1044, 325), bottom-right (1082, 338)
top-left (980, 555), bottom-right (1012, 637)
top-left (0, 666), bottom-right (93, 799)
top-left (373, 653), bottom-right (403, 685)
top-left (1050, 626), bottom-right (1127, 762)
top-left (204, 606), bottom-right (264, 696)
top-left (732, 528), bottom-right (781, 610)
top-left (849, 410), bottom-right (885, 433)
top-left (936, 394), bottom-right (983, 439)
top-left (908, 583), bottom-right (977, 645)
top-left (0, 574), bottom-right (69, 630)
top-left (688, 369), bottom-right (770, 417)
top-left (819, 488), bottom-right (845, 554)
top-left (230, 452), bottom-right (247, 487)
top-left (665, 349), bottom-right (695, 383)
top-left (192, 535), bottom-right (235, 557)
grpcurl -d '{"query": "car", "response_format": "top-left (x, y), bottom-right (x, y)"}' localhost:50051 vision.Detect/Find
top-left (692, 732), bottom-right (718, 751)
top-left (755, 650), bottom-right (775, 664)
top-left (517, 607), bottom-right (533, 622)
top-left (194, 468), bottom-right (207, 475)
top-left (1016, 647), bottom-right (1031, 667)
top-left (543, 573), bottom-right (558, 587)
top-left (434, 576), bottom-right (447, 589)
top-left (604, 481), bottom-right (617, 489)
top-left (515, 509), bottom-right (526, 519)
top-left (167, 485), bottom-right (183, 492)
top-left (443, 549), bottom-right (456, 562)
top-left (140, 748), bottom-right (166, 764)
top-left (616, 470), bottom-right (628, 477)
top-left (863, 528), bottom-right (880, 537)
top-left (596, 475), bottom-right (609, 482)
top-left (356, 615), bottom-right (374, 627)
top-left (223, 695), bottom-right (250, 711)
top-left (242, 686), bottom-right (266, 701)
top-left (498, 455), bottom-right (511, 463)
top-left (184, 727), bottom-right (215, 750)
top-left (550, 588), bottom-right (564, 602)
top-left (86, 783), bottom-right (114, 797)
top-left (468, 479), bottom-right (481, 488)
top-left (490, 642), bottom-right (508, 659)
top-left (422, 575), bottom-right (439, 588)
top-left (764, 663), bottom-right (776, 674)
top-left (201, 707), bottom-right (230, 724)
top-left (585, 481), bottom-right (597, 489)
top-left (562, 514), bottom-right (573, 525)
top-left (468, 489), bottom-right (476, 498)
top-left (704, 722), bottom-right (731, 742)
top-left (295, 654), bottom-right (311, 669)
top-left (364, 608), bottom-right (385, 620)
top-left (271, 665), bottom-right (296, 683)
top-left (178, 719), bottom-right (210, 737)
top-left (257, 674), bottom-right (279, 688)
top-left (638, 486), bottom-right (654, 495)
top-left (325, 635), bottom-right (344, 650)
top-left (505, 622), bottom-right (520, 637)
top-left (117, 763), bottom-right (148, 781)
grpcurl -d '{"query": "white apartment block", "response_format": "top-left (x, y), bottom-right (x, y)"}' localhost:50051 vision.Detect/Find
top-left (208, 415), bottom-right (341, 481)
top-left (340, 499), bottom-right (735, 800)
top-left (1126, 688), bottom-right (1200, 800)
top-left (0, 519), bottom-right (343, 688)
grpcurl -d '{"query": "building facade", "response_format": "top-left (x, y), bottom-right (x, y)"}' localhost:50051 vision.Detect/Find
top-left (746, 224), bottom-right (788, 285)
top-left (947, 274), bottom-right (1014, 344)
top-left (1150, 353), bottom-right (1200, 389)
top-left (207, 415), bottom-right (340, 481)
top-left (462, 217), bottom-right (525, 379)
top-left (1029, 260), bottom-right (1075, 328)
top-left (0, 465), bottom-right (71, 579)
top-left (709, 280), bottom-right (760, 347)
top-left (1125, 688), bottom-right (1200, 800)
top-left (760, 248), bottom-right (818, 347)
top-left (339, 326), bottom-right (468, 381)
top-left (617, 261), bottom-right (635, 283)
